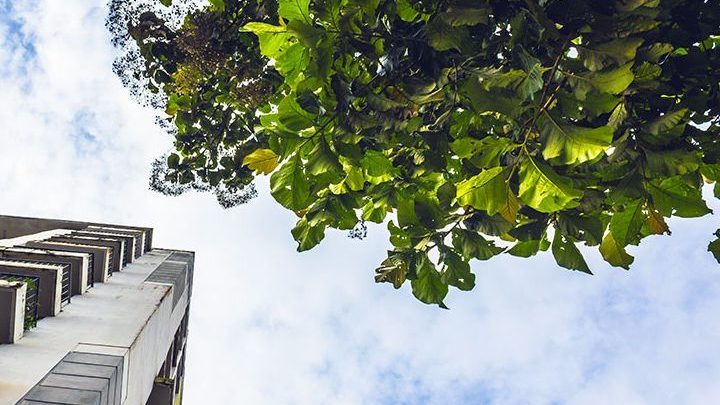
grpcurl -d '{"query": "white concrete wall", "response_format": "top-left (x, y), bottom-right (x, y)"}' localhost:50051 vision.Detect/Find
top-left (0, 249), bottom-right (189, 405)
top-left (12, 283), bottom-right (26, 343)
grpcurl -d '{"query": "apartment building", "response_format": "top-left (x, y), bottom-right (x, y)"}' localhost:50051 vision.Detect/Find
top-left (0, 215), bottom-right (193, 405)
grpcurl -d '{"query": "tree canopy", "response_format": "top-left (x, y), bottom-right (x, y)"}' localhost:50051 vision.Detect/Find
top-left (109, 0), bottom-right (720, 307)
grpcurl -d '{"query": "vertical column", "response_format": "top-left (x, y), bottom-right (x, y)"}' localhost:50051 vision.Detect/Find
top-left (0, 280), bottom-right (26, 344)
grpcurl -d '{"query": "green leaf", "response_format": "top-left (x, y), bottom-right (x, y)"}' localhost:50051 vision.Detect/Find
top-left (517, 52), bottom-right (544, 101)
top-left (700, 163), bottom-right (720, 182)
top-left (278, 0), bottom-right (311, 22)
top-left (242, 22), bottom-right (288, 34)
top-left (462, 78), bottom-right (522, 118)
top-left (440, 250), bottom-right (475, 291)
top-left (159, 0), bottom-right (172, 6)
top-left (414, 194), bottom-right (444, 229)
top-left (609, 199), bottom-right (644, 246)
top-left (252, 31), bottom-right (295, 60)
top-left (581, 92), bottom-right (621, 118)
top-left (573, 63), bottom-right (635, 99)
top-left (355, 0), bottom-right (380, 15)
top-left (440, 7), bottom-right (489, 26)
top-left (452, 229), bottom-right (504, 260)
top-left (396, 192), bottom-right (418, 227)
top-left (644, 109), bottom-right (688, 136)
top-left (647, 176), bottom-right (711, 218)
top-left (557, 213), bottom-right (605, 246)
top-left (608, 101), bottom-right (628, 131)
top-left (396, 0), bottom-right (419, 22)
top-left (363, 199), bottom-right (389, 223)
top-left (275, 43), bottom-right (310, 86)
top-left (599, 233), bottom-right (634, 269)
top-left (375, 251), bottom-right (409, 288)
top-left (634, 62), bottom-right (662, 83)
top-left (344, 166), bottom-right (365, 191)
top-left (307, 140), bottom-right (342, 175)
top-left (242, 148), bottom-right (279, 174)
top-left (552, 231), bottom-right (592, 274)
top-left (708, 233), bottom-right (720, 264)
top-left (424, 18), bottom-right (468, 51)
top-left (208, 0), bottom-right (225, 12)
top-left (616, 0), bottom-right (657, 11)
top-left (167, 153), bottom-right (180, 169)
top-left (306, 195), bottom-right (358, 230)
top-left (518, 156), bottom-right (583, 213)
top-left (361, 150), bottom-right (398, 180)
top-left (411, 254), bottom-right (448, 308)
top-left (270, 155), bottom-right (310, 211)
top-left (507, 239), bottom-right (541, 257)
top-left (508, 219), bottom-right (547, 241)
top-left (456, 167), bottom-right (511, 216)
top-left (277, 96), bottom-right (315, 131)
top-left (539, 112), bottom-right (613, 165)
top-left (643, 149), bottom-right (700, 177)
top-left (291, 217), bottom-right (325, 251)
top-left (579, 38), bottom-right (644, 71)
top-left (592, 63), bottom-right (635, 94)
top-left (450, 137), bottom-right (515, 168)
top-left (387, 221), bottom-right (410, 248)
top-left (638, 42), bottom-right (673, 63)
top-left (474, 68), bottom-right (526, 90)
top-left (465, 212), bottom-right (515, 237)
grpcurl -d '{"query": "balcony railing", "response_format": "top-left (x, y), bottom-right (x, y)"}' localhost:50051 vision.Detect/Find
top-left (0, 273), bottom-right (39, 330)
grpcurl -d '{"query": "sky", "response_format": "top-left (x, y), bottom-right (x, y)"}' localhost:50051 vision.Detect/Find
top-left (1, 1), bottom-right (720, 404)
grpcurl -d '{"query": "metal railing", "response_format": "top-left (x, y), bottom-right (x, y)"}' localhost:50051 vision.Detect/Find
top-left (0, 259), bottom-right (72, 307)
top-left (0, 273), bottom-right (39, 330)
top-left (107, 246), bottom-right (114, 275)
top-left (86, 251), bottom-right (95, 288)
top-left (60, 263), bottom-right (71, 306)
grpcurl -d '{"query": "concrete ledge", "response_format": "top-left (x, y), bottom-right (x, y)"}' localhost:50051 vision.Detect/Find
top-left (0, 261), bottom-right (63, 318)
top-left (18, 351), bottom-right (124, 405)
top-left (75, 345), bottom-right (129, 404)
top-left (0, 281), bottom-right (26, 344)
top-left (26, 242), bottom-right (110, 284)
top-left (0, 247), bottom-right (89, 295)
top-left (49, 237), bottom-right (122, 274)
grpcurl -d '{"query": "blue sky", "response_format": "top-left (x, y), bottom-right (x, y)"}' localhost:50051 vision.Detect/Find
top-left (2, 1), bottom-right (720, 404)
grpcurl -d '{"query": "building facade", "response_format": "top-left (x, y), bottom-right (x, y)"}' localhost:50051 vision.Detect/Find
top-left (0, 215), bottom-right (193, 405)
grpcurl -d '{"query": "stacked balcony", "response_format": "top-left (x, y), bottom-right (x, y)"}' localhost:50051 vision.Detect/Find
top-left (0, 225), bottom-right (150, 344)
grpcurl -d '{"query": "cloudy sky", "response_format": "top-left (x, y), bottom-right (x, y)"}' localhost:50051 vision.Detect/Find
top-left (2, 1), bottom-right (720, 404)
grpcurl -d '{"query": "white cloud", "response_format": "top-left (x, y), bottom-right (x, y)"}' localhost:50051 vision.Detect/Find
top-left (2, 1), bottom-right (720, 404)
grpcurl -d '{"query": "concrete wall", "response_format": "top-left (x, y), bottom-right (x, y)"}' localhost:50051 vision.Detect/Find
top-left (0, 249), bottom-right (192, 405)
top-left (17, 351), bottom-right (125, 405)
top-left (0, 215), bottom-right (153, 251)
top-left (0, 282), bottom-right (26, 344)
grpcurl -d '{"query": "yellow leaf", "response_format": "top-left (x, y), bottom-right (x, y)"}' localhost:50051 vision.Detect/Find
top-left (646, 204), bottom-right (669, 235)
top-left (599, 233), bottom-right (634, 269)
top-left (498, 191), bottom-right (520, 223)
top-left (242, 148), bottom-right (279, 174)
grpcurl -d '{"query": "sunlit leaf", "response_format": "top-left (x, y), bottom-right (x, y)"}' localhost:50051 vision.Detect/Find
top-left (518, 156), bottom-right (583, 213)
top-left (539, 111), bottom-right (613, 165)
top-left (278, 0), bottom-right (311, 22)
top-left (243, 148), bottom-right (279, 174)
top-left (599, 233), bottom-right (634, 269)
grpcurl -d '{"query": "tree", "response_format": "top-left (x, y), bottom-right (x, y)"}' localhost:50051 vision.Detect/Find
top-left (108, 0), bottom-right (720, 307)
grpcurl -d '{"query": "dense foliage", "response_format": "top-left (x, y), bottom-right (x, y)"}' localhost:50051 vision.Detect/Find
top-left (110, 0), bottom-right (720, 307)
